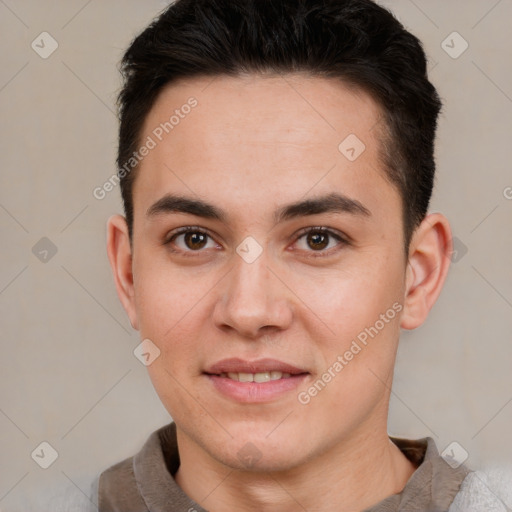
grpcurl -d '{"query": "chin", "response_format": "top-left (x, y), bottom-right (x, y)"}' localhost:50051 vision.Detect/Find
top-left (211, 427), bottom-right (311, 473)
top-left (219, 445), bottom-right (307, 473)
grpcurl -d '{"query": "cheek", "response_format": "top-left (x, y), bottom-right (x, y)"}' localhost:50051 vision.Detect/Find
top-left (295, 285), bottom-right (402, 432)
top-left (290, 251), bottom-right (405, 407)
top-left (288, 252), bottom-right (404, 337)
top-left (132, 251), bottom-right (211, 338)
top-left (131, 254), bottom-right (214, 385)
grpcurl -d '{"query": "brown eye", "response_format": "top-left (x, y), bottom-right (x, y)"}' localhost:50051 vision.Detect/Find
top-left (306, 231), bottom-right (329, 250)
top-left (294, 227), bottom-right (347, 256)
top-left (165, 227), bottom-right (218, 253)
top-left (183, 231), bottom-right (208, 250)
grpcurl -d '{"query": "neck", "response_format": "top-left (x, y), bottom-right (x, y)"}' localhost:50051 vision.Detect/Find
top-left (174, 425), bottom-right (417, 512)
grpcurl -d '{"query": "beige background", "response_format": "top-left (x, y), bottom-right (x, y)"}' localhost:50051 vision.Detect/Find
top-left (1, 1), bottom-right (511, 510)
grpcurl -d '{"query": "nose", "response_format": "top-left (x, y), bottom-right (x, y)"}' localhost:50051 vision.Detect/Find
top-left (212, 248), bottom-right (293, 340)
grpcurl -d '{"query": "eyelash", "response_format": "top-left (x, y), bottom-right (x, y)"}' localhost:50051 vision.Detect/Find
top-left (163, 225), bottom-right (350, 258)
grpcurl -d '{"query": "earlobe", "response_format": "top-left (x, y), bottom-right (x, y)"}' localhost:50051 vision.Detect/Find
top-left (106, 215), bottom-right (139, 330)
top-left (400, 213), bottom-right (453, 330)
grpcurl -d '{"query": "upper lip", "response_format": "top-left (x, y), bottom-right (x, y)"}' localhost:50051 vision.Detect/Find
top-left (204, 358), bottom-right (308, 375)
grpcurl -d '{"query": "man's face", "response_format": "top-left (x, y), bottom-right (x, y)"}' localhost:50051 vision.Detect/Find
top-left (129, 74), bottom-right (408, 470)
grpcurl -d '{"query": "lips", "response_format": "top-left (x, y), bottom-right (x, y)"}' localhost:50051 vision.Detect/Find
top-left (203, 358), bottom-right (309, 402)
top-left (204, 357), bottom-right (308, 376)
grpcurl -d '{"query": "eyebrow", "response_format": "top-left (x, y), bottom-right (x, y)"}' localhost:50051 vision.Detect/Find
top-left (146, 192), bottom-right (371, 224)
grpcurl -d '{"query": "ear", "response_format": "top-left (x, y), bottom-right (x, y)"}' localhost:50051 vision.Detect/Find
top-left (400, 213), bottom-right (453, 330)
top-left (106, 215), bottom-right (139, 330)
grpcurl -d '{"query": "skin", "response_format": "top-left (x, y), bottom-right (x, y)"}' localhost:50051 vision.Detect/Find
top-left (107, 74), bottom-right (452, 512)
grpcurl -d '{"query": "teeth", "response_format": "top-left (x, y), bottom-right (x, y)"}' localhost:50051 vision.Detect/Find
top-left (254, 372), bottom-right (270, 383)
top-left (220, 371), bottom-right (293, 382)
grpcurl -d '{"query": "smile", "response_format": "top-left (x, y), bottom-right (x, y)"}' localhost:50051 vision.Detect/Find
top-left (203, 358), bottom-right (309, 403)
top-left (216, 371), bottom-right (292, 382)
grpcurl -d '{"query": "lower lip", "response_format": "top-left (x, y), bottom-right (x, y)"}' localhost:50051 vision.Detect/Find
top-left (205, 374), bottom-right (309, 403)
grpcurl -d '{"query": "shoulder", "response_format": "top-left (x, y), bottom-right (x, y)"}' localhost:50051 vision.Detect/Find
top-left (449, 466), bottom-right (512, 512)
top-left (97, 455), bottom-right (148, 512)
top-left (95, 422), bottom-right (177, 512)
top-left (33, 476), bottom-right (100, 512)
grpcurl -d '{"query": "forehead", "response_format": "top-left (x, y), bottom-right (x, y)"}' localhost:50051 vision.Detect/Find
top-left (133, 74), bottom-right (396, 223)
top-left (141, 73), bottom-right (383, 154)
